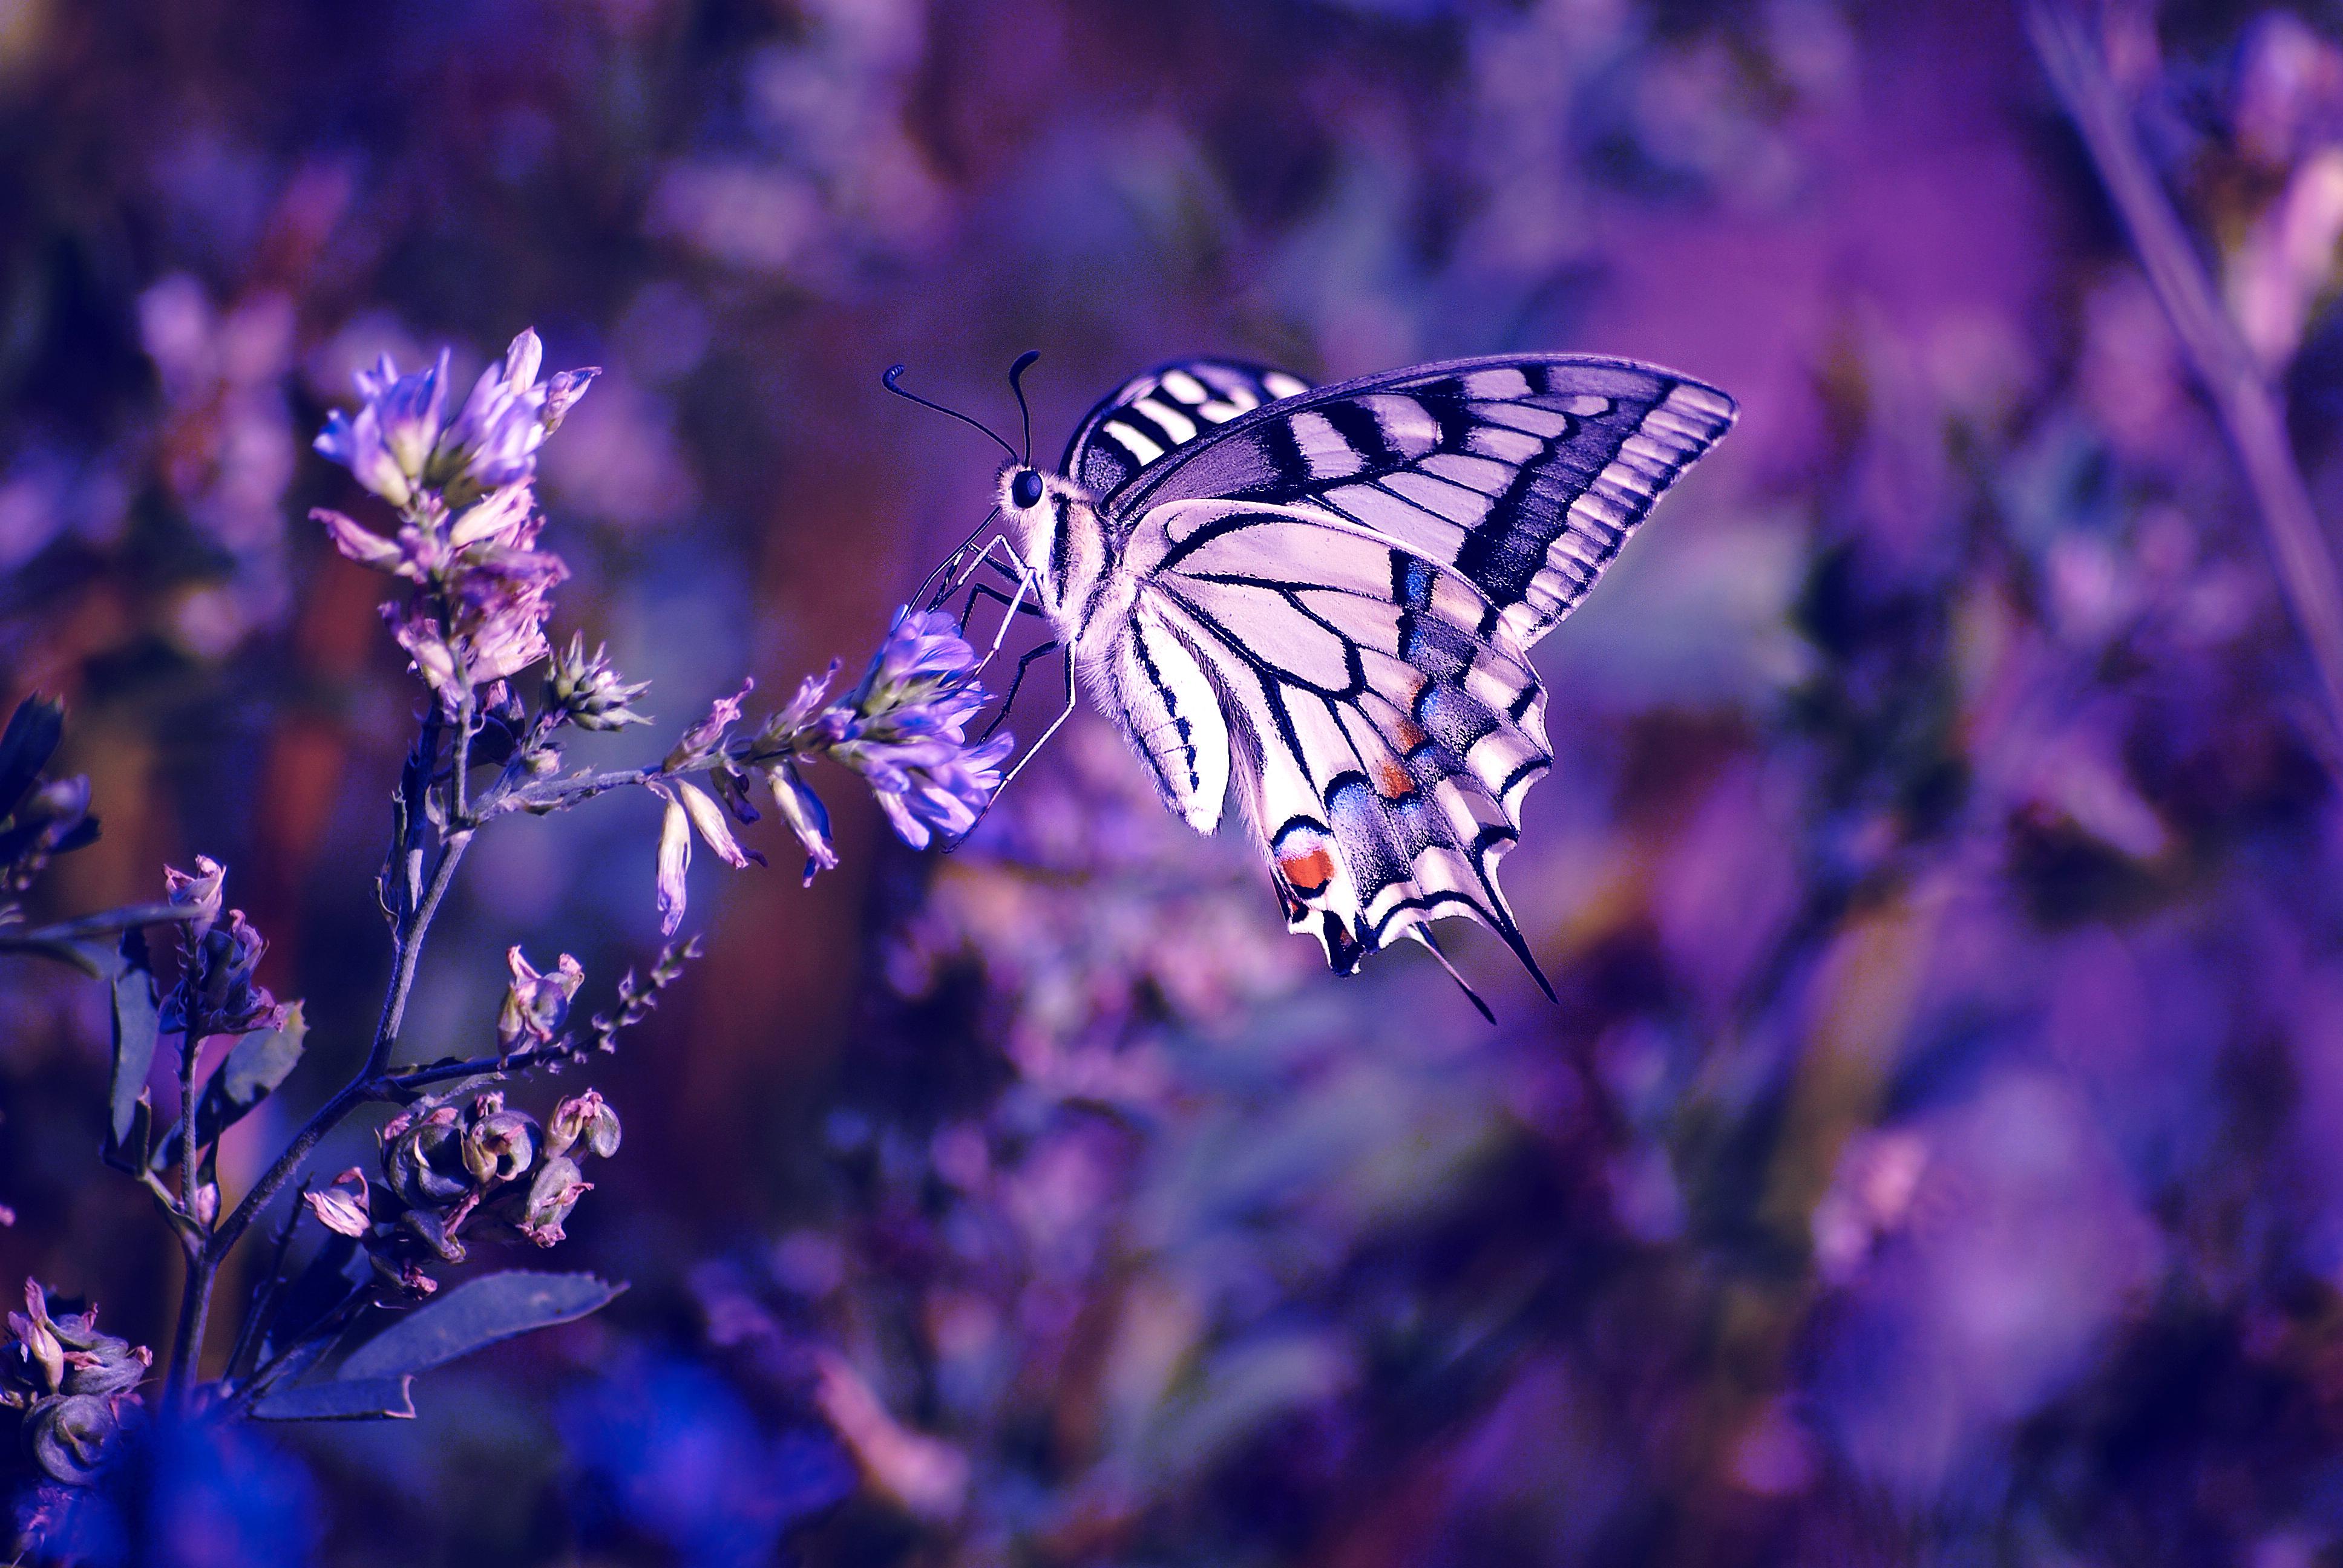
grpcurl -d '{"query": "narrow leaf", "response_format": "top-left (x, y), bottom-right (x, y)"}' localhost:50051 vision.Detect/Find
top-left (0, 696), bottom-right (63, 823)
top-left (338, 1270), bottom-right (623, 1379)
top-left (99, 1096), bottom-right (151, 1177)
top-left (0, 936), bottom-right (110, 976)
top-left (195, 1002), bottom-right (309, 1145)
top-left (108, 930), bottom-right (159, 1149)
top-left (251, 1375), bottom-right (416, 1422)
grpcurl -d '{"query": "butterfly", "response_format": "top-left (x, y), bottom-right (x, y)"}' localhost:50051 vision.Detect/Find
top-left (900, 352), bottom-right (1736, 1016)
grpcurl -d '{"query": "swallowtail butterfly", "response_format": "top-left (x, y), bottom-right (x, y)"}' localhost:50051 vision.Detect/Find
top-left (911, 353), bottom-right (1736, 1014)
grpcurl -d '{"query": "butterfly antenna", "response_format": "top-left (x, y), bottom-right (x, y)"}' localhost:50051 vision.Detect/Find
top-left (883, 365), bottom-right (1018, 462)
top-left (1006, 349), bottom-right (1040, 465)
top-left (1414, 926), bottom-right (1497, 1025)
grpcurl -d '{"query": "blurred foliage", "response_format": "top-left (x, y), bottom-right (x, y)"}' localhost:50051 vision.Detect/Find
top-left (7, 0), bottom-right (2343, 1563)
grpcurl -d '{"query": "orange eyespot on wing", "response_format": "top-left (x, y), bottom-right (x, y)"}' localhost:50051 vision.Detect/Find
top-left (1278, 846), bottom-right (1335, 896)
top-left (1372, 757), bottom-right (1414, 799)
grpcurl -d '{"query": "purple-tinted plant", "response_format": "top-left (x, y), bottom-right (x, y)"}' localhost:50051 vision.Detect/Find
top-left (0, 328), bottom-right (1011, 1546)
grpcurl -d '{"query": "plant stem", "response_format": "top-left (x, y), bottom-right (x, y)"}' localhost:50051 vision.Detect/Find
top-left (167, 708), bottom-right (476, 1402)
top-left (364, 832), bottom-right (471, 1078)
top-left (163, 1258), bottom-right (215, 1411)
top-left (481, 762), bottom-right (663, 820)
top-left (2027, 1), bottom-right (2343, 754)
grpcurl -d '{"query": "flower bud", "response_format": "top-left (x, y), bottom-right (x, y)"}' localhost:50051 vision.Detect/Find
top-left (663, 679), bottom-right (753, 772)
top-left (519, 1156), bottom-right (592, 1247)
top-left (761, 759), bottom-right (839, 886)
top-left (30, 1394), bottom-right (117, 1486)
top-left (382, 1105), bottom-right (470, 1209)
top-left (675, 780), bottom-right (755, 869)
top-left (546, 1090), bottom-right (621, 1161)
top-left (461, 1094), bottom-right (540, 1187)
top-left (652, 785), bottom-right (692, 936)
top-left (497, 946), bottom-right (585, 1056)
top-left (163, 855), bottom-right (225, 946)
top-left (544, 635), bottom-right (650, 731)
top-left (172, 908), bottom-right (278, 1036)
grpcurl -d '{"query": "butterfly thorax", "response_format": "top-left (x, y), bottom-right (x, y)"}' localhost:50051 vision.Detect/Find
top-left (998, 465), bottom-right (1118, 641)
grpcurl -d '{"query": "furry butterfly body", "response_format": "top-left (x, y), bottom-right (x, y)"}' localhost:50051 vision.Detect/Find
top-left (968, 353), bottom-right (1736, 1002)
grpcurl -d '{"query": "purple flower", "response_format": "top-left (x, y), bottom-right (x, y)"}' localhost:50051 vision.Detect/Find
top-left (666, 678), bottom-right (755, 771)
top-left (428, 329), bottom-right (600, 505)
top-left (325, 482), bottom-right (569, 713)
top-left (828, 608), bottom-right (1013, 851)
top-left (759, 758), bottom-right (838, 885)
top-left (646, 780), bottom-right (758, 934)
top-left (313, 350), bottom-right (449, 506)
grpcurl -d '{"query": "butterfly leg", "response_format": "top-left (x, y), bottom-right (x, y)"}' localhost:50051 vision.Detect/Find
top-left (997, 644), bottom-right (1077, 791)
top-left (977, 638), bottom-right (1062, 741)
top-left (946, 535), bottom-right (1043, 678)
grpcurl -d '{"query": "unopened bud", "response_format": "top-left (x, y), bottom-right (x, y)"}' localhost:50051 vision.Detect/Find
top-left (462, 1095), bottom-right (540, 1186)
top-left (519, 1155), bottom-right (592, 1246)
top-left (546, 1089), bottom-right (621, 1160)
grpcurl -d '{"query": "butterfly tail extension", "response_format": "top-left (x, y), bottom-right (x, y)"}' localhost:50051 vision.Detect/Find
top-left (1412, 924), bottom-right (1498, 1024)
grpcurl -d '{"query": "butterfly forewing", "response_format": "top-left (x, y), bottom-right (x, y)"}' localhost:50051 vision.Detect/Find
top-left (1103, 354), bottom-right (1736, 653)
top-left (1062, 358), bottom-right (1314, 501)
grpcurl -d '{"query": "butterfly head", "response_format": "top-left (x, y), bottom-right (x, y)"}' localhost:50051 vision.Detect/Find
top-left (997, 462), bottom-right (1105, 625)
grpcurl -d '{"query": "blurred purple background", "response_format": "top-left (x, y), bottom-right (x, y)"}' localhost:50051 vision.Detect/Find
top-left (7, 0), bottom-right (2343, 1562)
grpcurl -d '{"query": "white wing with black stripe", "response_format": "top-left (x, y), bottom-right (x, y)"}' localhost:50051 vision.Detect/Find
top-left (1063, 358), bottom-right (1313, 501)
top-left (1099, 355), bottom-right (1735, 655)
top-left (995, 351), bottom-right (1734, 996)
top-left (1109, 500), bottom-right (1555, 984)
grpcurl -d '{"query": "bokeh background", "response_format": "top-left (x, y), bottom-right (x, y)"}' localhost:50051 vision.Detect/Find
top-left (6, 0), bottom-right (2343, 1562)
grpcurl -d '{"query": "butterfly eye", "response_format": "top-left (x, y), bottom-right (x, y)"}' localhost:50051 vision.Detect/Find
top-left (1011, 469), bottom-right (1045, 510)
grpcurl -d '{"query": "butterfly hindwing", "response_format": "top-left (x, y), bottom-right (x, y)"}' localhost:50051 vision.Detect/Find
top-left (1062, 358), bottom-right (1314, 502)
top-left (1101, 354), bottom-right (1736, 653)
top-left (1113, 500), bottom-right (1553, 981)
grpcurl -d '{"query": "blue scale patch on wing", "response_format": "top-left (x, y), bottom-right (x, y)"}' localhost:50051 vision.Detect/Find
top-left (1115, 500), bottom-right (1556, 990)
top-left (1063, 358), bottom-right (1314, 503)
top-left (1101, 354), bottom-right (1737, 654)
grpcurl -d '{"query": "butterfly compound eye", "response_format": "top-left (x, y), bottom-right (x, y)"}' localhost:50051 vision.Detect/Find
top-left (1011, 469), bottom-right (1045, 509)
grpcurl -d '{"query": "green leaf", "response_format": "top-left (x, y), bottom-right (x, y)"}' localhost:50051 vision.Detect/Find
top-left (0, 935), bottom-right (110, 976)
top-left (99, 1096), bottom-right (151, 1177)
top-left (108, 930), bottom-right (159, 1150)
top-left (250, 1375), bottom-right (416, 1422)
top-left (151, 1003), bottom-right (310, 1174)
top-left (0, 696), bottom-right (62, 823)
top-left (338, 1270), bottom-right (623, 1380)
top-left (200, 1002), bottom-right (309, 1135)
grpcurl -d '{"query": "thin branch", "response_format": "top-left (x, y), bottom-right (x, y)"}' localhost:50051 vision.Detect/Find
top-left (0, 902), bottom-right (200, 944)
top-left (223, 1178), bottom-right (310, 1385)
top-left (207, 1079), bottom-right (378, 1265)
top-left (364, 832), bottom-right (471, 1079)
top-left (480, 762), bottom-right (664, 821)
top-left (2028, 1), bottom-right (2343, 750)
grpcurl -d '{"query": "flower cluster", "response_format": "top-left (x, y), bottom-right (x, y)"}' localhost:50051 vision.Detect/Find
top-left (828, 609), bottom-right (1016, 852)
top-left (157, 857), bottom-right (279, 1038)
top-left (0, 1284), bottom-right (150, 1487)
top-left (313, 330), bottom-right (595, 715)
top-left (313, 331), bottom-right (595, 512)
top-left (641, 609), bottom-right (1013, 931)
top-left (315, 1082), bottom-right (624, 1295)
